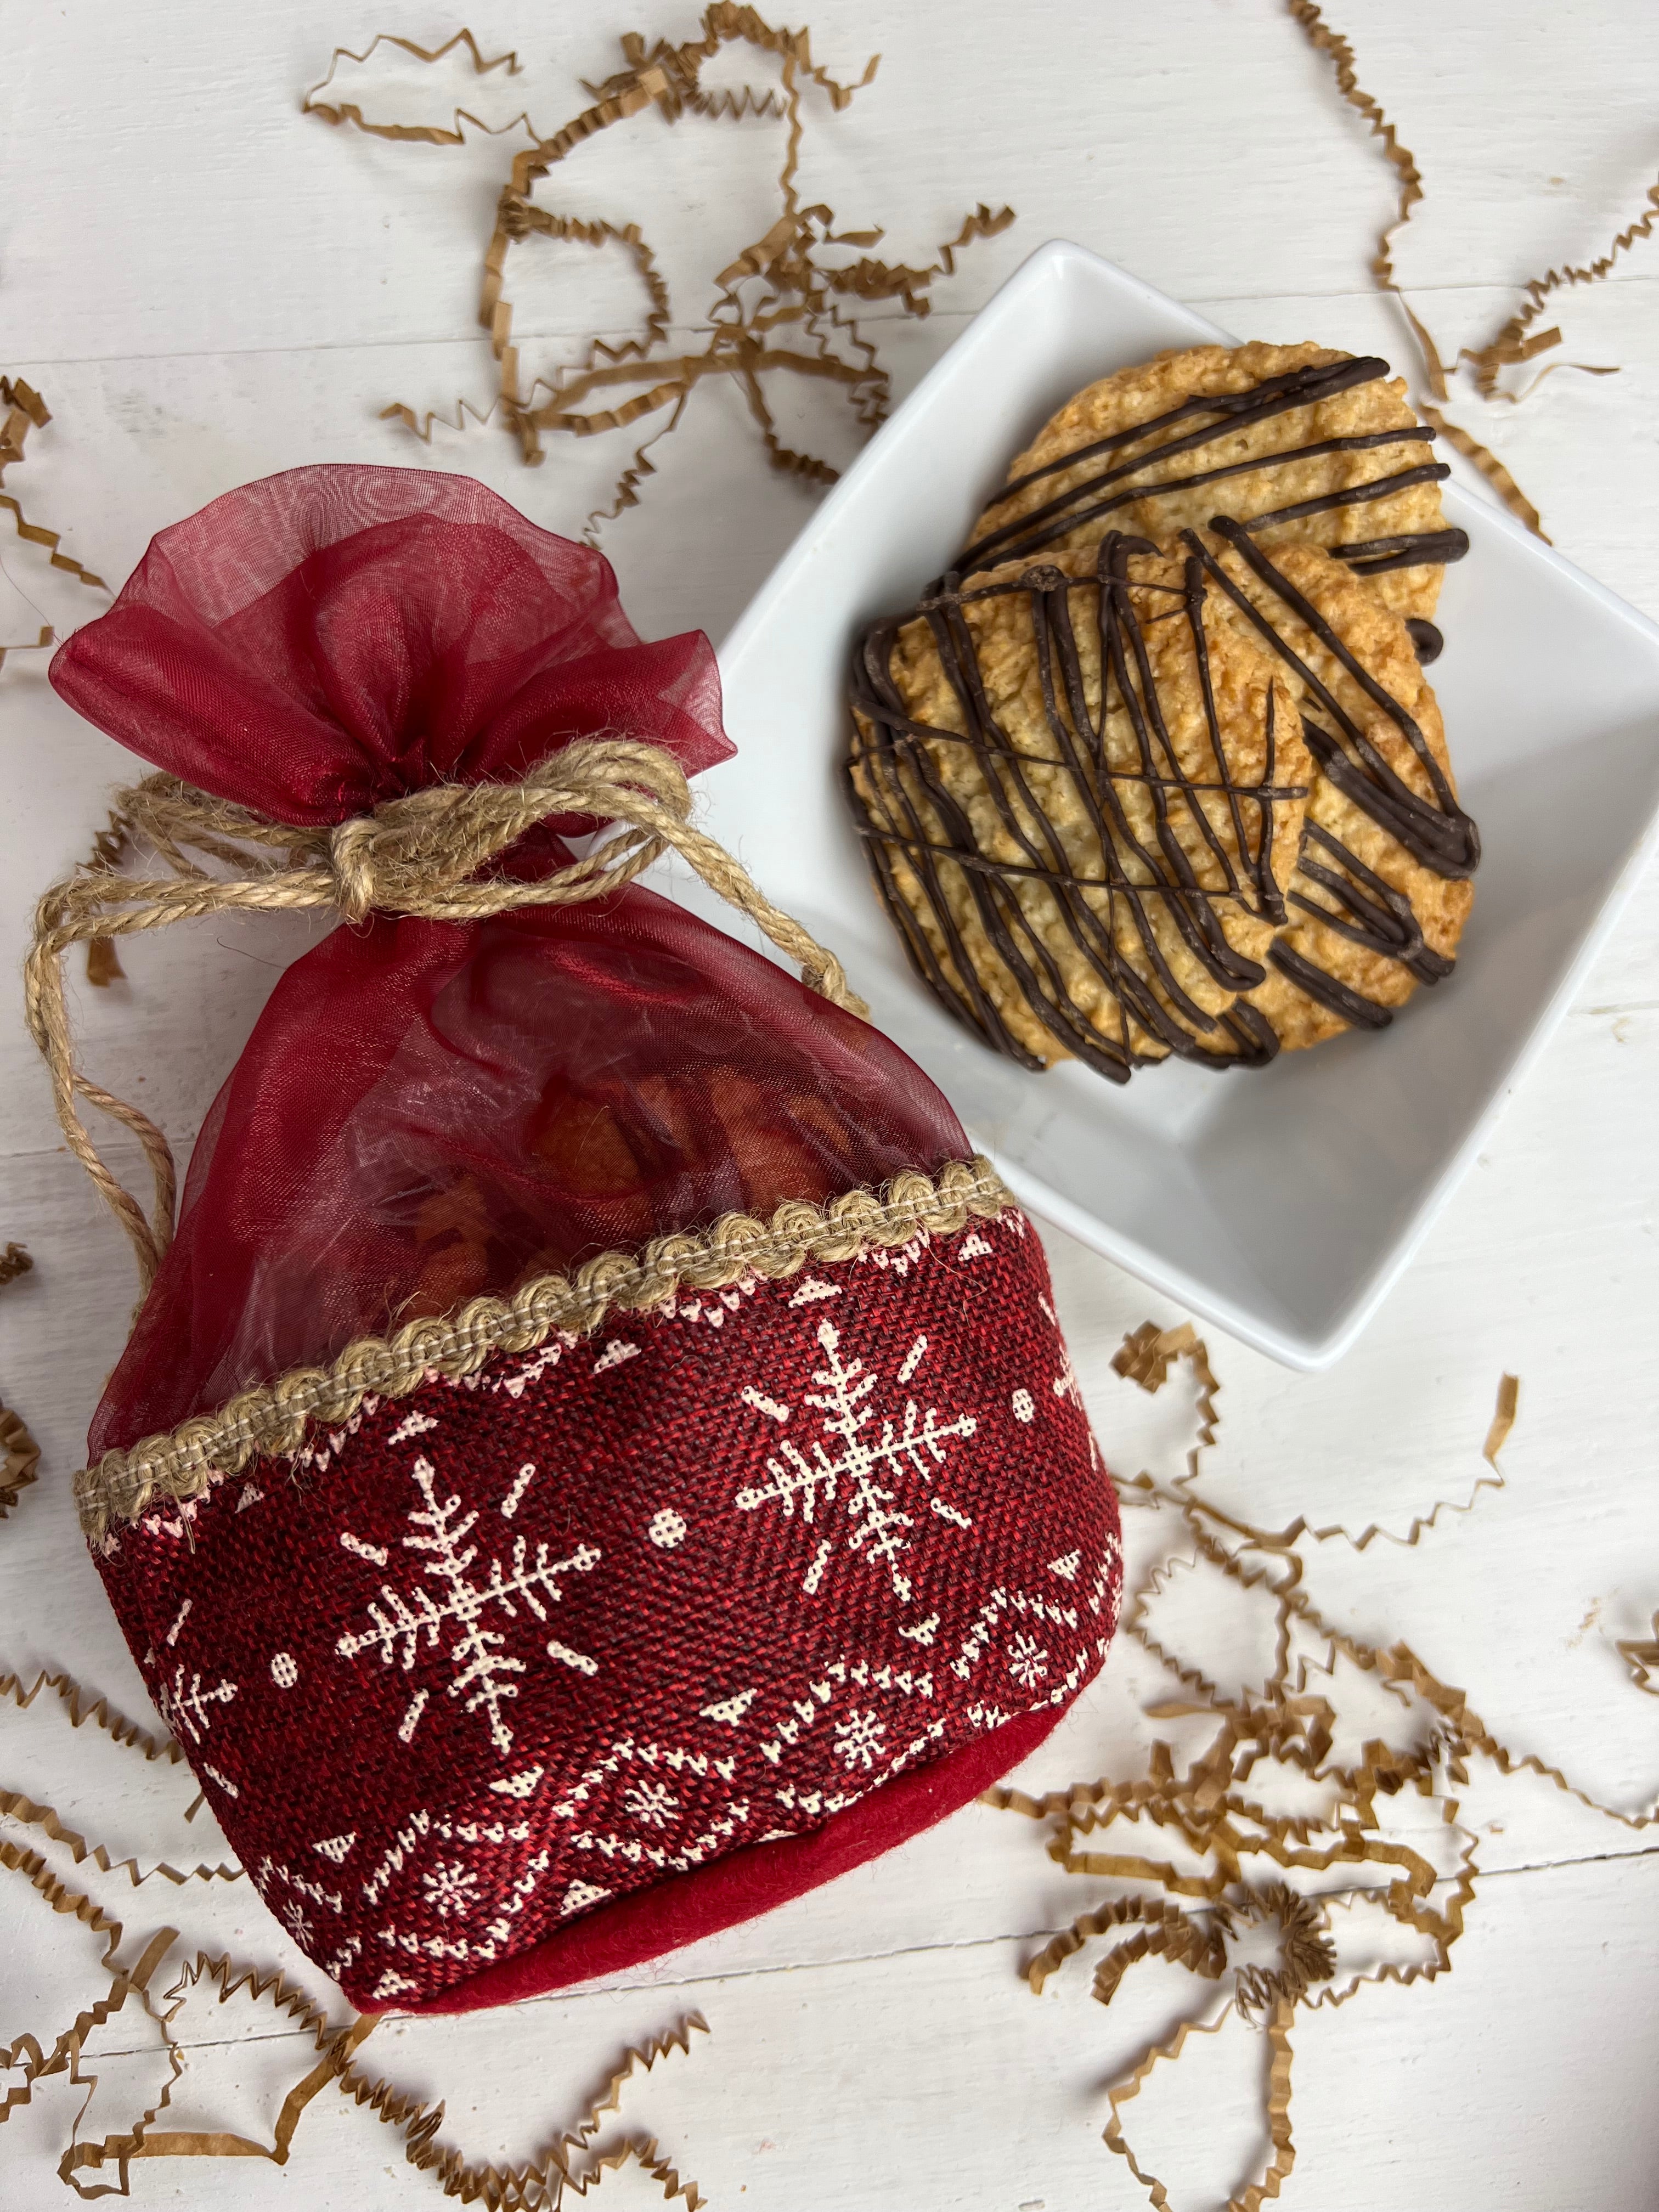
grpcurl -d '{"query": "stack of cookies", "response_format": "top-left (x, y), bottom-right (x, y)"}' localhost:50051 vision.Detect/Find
top-left (846, 342), bottom-right (1480, 1080)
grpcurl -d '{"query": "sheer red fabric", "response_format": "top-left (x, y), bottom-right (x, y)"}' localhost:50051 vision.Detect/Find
top-left (50, 466), bottom-right (969, 1458)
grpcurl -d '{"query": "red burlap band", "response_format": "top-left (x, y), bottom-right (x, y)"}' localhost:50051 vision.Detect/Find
top-left (92, 1193), bottom-right (1121, 2010)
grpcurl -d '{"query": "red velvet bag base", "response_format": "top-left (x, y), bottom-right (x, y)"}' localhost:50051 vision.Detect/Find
top-left (400, 1702), bottom-right (1064, 2013)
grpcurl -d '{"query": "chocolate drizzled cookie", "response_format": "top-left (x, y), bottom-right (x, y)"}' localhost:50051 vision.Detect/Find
top-left (962, 342), bottom-right (1469, 636)
top-left (847, 535), bottom-right (1312, 1082)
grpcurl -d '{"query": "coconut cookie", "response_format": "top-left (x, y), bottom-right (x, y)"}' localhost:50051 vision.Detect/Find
top-left (847, 534), bottom-right (1313, 1084)
top-left (961, 341), bottom-right (1468, 636)
top-left (1184, 521), bottom-right (1477, 1049)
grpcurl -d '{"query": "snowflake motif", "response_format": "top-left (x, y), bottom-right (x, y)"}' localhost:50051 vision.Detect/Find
top-left (833, 1707), bottom-right (888, 1773)
top-left (336, 1455), bottom-right (601, 1754)
top-left (420, 1857), bottom-right (482, 1921)
top-left (622, 1780), bottom-right (681, 1831)
top-left (733, 1319), bottom-right (978, 1609)
top-left (1006, 1632), bottom-right (1049, 1690)
top-left (156, 1667), bottom-right (238, 1745)
top-left (280, 1898), bottom-right (315, 1946)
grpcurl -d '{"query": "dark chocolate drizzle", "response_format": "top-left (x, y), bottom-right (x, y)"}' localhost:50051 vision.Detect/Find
top-left (1176, 521), bottom-right (1476, 1031)
top-left (961, 356), bottom-right (1471, 590)
top-left (847, 534), bottom-right (1302, 1083)
top-left (1183, 521), bottom-right (1477, 876)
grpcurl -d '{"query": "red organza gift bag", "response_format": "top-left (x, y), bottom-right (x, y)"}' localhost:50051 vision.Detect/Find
top-left (33, 465), bottom-right (1122, 2012)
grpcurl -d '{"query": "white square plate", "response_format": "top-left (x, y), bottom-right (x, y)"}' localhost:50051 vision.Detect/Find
top-left (682, 239), bottom-right (1659, 1368)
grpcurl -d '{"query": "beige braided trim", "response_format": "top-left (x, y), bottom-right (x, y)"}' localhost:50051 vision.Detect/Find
top-left (76, 1156), bottom-right (1014, 1540)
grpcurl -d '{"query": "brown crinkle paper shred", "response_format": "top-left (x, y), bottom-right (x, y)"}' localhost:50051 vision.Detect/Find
top-left (0, 1864), bottom-right (709, 2204)
top-left (302, 28), bottom-right (539, 144)
top-left (0, 1705), bottom-right (710, 2204)
top-left (53, 1967), bottom-right (708, 2205)
top-left (2, 383), bottom-right (119, 979)
top-left (0, 1240), bottom-right (33, 1286)
top-left (0, 377), bottom-right (106, 662)
top-left (0, 1672), bottom-right (712, 2199)
top-left (1286, 1), bottom-right (1651, 544)
top-left (1619, 1616), bottom-right (1659, 1696)
top-left (1, 1243), bottom-right (41, 1520)
top-left (985, 1333), bottom-right (1655, 2210)
top-left (303, 13), bottom-right (1012, 535)
top-left (0, 1411), bottom-right (41, 1522)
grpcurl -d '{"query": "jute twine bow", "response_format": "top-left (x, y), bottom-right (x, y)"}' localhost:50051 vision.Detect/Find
top-left (26, 736), bottom-right (867, 1296)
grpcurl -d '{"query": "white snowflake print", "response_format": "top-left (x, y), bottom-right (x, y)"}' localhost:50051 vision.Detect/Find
top-left (622, 1780), bottom-right (681, 1832)
top-left (280, 1898), bottom-right (315, 1946)
top-left (420, 1857), bottom-right (482, 1921)
top-left (156, 1667), bottom-right (238, 1745)
top-left (733, 1319), bottom-right (978, 1608)
top-left (336, 1455), bottom-right (601, 1754)
top-left (1006, 1632), bottom-right (1049, 1690)
top-left (832, 1707), bottom-right (888, 1773)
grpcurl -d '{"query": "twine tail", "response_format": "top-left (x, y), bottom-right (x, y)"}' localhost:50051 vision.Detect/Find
top-left (23, 888), bottom-right (176, 1292)
top-left (619, 798), bottom-right (867, 1018)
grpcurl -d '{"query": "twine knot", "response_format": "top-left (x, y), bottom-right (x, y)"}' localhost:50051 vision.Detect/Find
top-left (27, 736), bottom-right (866, 1293)
top-left (326, 813), bottom-right (388, 927)
top-left (313, 739), bottom-right (694, 927)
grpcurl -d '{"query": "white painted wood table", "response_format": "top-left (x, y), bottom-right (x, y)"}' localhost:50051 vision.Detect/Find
top-left (3, 5), bottom-right (1658, 2207)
